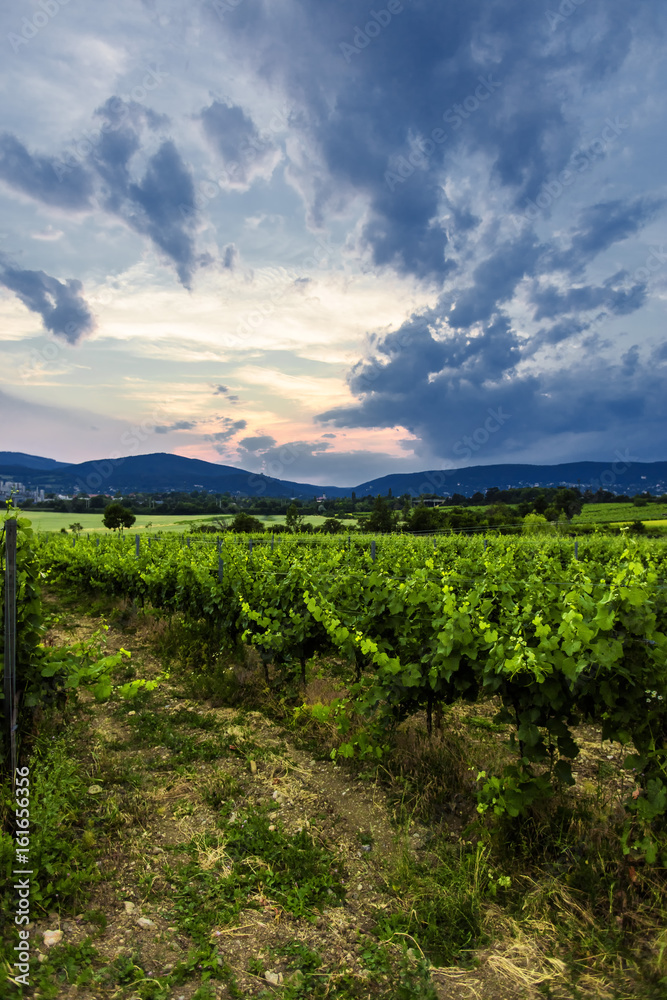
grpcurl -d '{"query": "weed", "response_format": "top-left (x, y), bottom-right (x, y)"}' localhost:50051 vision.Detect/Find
top-left (0, 734), bottom-right (100, 969)
top-left (85, 907), bottom-right (108, 931)
top-left (201, 772), bottom-right (243, 810)
top-left (157, 807), bottom-right (345, 945)
top-left (122, 708), bottom-right (231, 764)
top-left (374, 837), bottom-right (491, 966)
top-left (29, 939), bottom-right (99, 998)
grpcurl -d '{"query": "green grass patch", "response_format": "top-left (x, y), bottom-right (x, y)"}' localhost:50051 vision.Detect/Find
top-left (160, 806), bottom-right (345, 944)
top-left (121, 707), bottom-right (231, 763)
top-left (374, 839), bottom-right (492, 967)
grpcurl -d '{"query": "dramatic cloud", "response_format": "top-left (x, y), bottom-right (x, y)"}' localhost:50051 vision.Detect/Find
top-left (236, 437), bottom-right (420, 486)
top-left (214, 0), bottom-right (663, 282)
top-left (199, 100), bottom-right (282, 189)
top-left (0, 99), bottom-right (200, 286)
top-left (2, 0), bottom-right (666, 477)
top-left (531, 276), bottom-right (648, 321)
top-left (206, 418), bottom-right (248, 453)
top-left (0, 133), bottom-right (94, 210)
top-left (565, 197), bottom-right (665, 267)
top-left (0, 258), bottom-right (96, 343)
top-left (125, 140), bottom-right (199, 286)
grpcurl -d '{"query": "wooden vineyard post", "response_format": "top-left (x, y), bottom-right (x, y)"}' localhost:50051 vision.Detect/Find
top-left (3, 518), bottom-right (17, 779)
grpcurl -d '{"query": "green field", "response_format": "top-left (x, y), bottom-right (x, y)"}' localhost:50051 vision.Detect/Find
top-left (572, 502), bottom-right (667, 523)
top-left (20, 504), bottom-right (667, 534)
top-left (23, 511), bottom-right (346, 534)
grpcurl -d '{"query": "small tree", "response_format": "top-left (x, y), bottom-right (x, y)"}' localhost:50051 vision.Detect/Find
top-left (230, 512), bottom-right (264, 533)
top-left (404, 503), bottom-right (446, 533)
top-left (319, 518), bottom-right (344, 534)
top-left (103, 503), bottom-right (136, 533)
top-left (522, 512), bottom-right (550, 535)
top-left (366, 495), bottom-right (396, 534)
top-left (285, 503), bottom-right (304, 533)
top-left (69, 522), bottom-right (84, 533)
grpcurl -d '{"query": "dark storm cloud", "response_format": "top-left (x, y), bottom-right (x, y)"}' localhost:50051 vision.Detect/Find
top-left (317, 186), bottom-right (663, 464)
top-left (215, 0), bottom-right (664, 281)
top-left (544, 197), bottom-right (667, 274)
top-left (345, 310), bottom-right (520, 403)
top-left (526, 317), bottom-right (590, 356)
top-left (0, 99), bottom-right (199, 286)
top-left (126, 140), bottom-right (198, 286)
top-left (567, 198), bottom-right (665, 262)
top-left (0, 258), bottom-right (96, 343)
top-left (91, 99), bottom-right (199, 285)
top-left (531, 277), bottom-right (648, 321)
top-left (0, 133), bottom-right (94, 210)
top-left (446, 233), bottom-right (542, 328)
top-left (319, 342), bottom-right (667, 464)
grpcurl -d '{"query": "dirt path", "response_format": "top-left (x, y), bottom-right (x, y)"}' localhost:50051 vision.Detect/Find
top-left (28, 604), bottom-right (454, 999)
top-left (24, 597), bottom-right (632, 1000)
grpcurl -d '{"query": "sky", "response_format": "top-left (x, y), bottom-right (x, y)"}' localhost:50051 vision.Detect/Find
top-left (1, 0), bottom-right (666, 488)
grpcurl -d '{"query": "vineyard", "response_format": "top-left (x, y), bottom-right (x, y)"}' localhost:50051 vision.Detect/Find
top-left (34, 530), bottom-right (667, 852)
top-left (3, 520), bottom-right (667, 997)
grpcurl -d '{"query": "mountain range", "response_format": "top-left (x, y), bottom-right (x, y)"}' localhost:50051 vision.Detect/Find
top-left (2, 452), bottom-right (666, 499)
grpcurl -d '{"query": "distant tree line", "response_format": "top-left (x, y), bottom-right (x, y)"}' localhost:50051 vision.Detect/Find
top-left (22, 484), bottom-right (667, 519)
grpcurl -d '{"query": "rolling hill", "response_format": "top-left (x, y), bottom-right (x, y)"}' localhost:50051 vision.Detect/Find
top-left (1, 452), bottom-right (666, 498)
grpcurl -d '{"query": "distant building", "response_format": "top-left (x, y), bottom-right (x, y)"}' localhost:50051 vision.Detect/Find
top-left (0, 481), bottom-right (45, 503)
